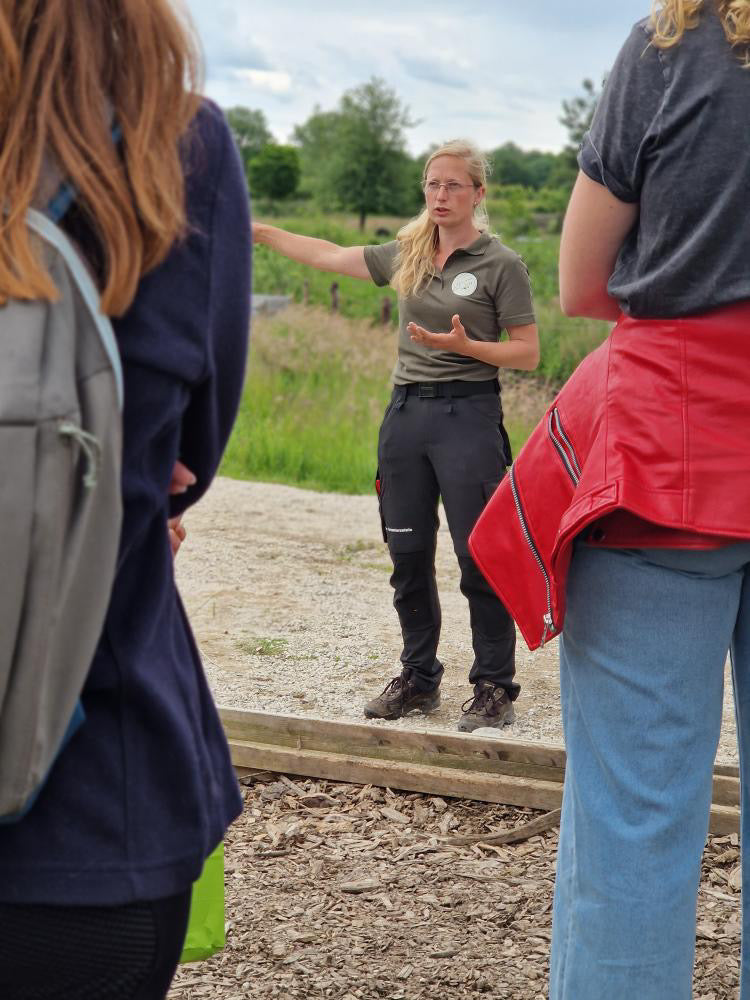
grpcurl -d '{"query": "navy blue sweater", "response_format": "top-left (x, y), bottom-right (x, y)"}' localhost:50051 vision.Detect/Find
top-left (0, 102), bottom-right (250, 905)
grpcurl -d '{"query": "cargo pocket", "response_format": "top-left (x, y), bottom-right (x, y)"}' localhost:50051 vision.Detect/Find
top-left (375, 469), bottom-right (388, 543)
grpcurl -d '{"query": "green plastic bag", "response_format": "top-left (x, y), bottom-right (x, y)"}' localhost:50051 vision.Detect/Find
top-left (180, 842), bottom-right (225, 963)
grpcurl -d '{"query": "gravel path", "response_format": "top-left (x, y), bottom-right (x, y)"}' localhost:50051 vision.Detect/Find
top-left (176, 477), bottom-right (738, 763)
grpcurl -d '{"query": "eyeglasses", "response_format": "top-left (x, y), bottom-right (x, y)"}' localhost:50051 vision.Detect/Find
top-left (423, 181), bottom-right (477, 196)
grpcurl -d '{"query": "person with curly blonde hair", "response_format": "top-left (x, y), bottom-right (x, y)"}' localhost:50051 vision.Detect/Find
top-left (538, 0), bottom-right (750, 995)
top-left (255, 140), bottom-right (538, 731)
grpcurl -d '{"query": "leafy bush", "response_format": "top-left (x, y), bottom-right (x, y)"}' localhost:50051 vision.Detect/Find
top-left (248, 145), bottom-right (301, 201)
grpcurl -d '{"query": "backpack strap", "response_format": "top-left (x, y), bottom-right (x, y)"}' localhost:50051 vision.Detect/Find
top-left (26, 208), bottom-right (124, 408)
top-left (45, 122), bottom-right (124, 223)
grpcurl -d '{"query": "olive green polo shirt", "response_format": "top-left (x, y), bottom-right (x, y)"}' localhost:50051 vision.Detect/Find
top-left (363, 232), bottom-right (535, 384)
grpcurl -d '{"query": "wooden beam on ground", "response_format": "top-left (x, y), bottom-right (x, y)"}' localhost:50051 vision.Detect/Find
top-left (220, 708), bottom-right (740, 835)
top-left (713, 774), bottom-right (740, 808)
top-left (229, 738), bottom-right (564, 813)
top-left (710, 804), bottom-right (741, 836)
top-left (221, 708), bottom-right (566, 782)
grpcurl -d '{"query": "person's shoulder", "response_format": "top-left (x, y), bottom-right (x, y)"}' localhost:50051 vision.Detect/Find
top-left (634, 14), bottom-right (653, 37)
top-left (366, 239), bottom-right (399, 264)
top-left (621, 11), bottom-right (719, 76)
top-left (485, 235), bottom-right (526, 267)
top-left (181, 99), bottom-right (245, 220)
top-left (615, 16), bottom-right (660, 64)
top-left (191, 98), bottom-right (231, 140)
top-left (183, 98), bottom-right (234, 168)
top-left (377, 238), bottom-right (400, 254)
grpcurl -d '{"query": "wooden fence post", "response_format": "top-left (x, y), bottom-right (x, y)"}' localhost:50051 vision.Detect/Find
top-left (330, 281), bottom-right (339, 313)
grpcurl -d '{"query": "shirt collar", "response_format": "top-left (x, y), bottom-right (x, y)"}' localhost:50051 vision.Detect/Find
top-left (460, 232), bottom-right (492, 256)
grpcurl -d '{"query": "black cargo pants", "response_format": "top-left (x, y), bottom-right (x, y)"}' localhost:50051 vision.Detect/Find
top-left (376, 381), bottom-right (519, 699)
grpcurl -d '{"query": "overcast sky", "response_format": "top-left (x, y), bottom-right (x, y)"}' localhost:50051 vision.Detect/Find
top-left (184, 0), bottom-right (651, 154)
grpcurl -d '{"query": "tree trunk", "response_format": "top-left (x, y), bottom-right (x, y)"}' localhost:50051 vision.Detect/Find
top-left (358, 208), bottom-right (367, 231)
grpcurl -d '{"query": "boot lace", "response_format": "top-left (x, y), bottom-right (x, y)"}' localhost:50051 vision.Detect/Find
top-left (461, 684), bottom-right (500, 715)
top-left (380, 675), bottom-right (405, 698)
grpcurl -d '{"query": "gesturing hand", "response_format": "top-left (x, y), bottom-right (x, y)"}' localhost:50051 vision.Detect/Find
top-left (407, 313), bottom-right (470, 355)
top-left (168, 515), bottom-right (186, 558)
top-left (167, 460), bottom-right (195, 559)
top-left (169, 460), bottom-right (197, 495)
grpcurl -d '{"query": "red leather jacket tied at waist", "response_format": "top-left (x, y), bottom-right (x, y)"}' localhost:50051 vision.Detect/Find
top-left (469, 303), bottom-right (750, 651)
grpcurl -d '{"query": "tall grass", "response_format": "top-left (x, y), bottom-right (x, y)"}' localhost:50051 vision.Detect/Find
top-left (222, 307), bottom-right (394, 493)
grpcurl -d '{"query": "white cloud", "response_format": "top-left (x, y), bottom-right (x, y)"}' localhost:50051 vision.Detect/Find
top-left (233, 69), bottom-right (293, 95)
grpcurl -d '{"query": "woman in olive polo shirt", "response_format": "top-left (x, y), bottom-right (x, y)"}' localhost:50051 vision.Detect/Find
top-left (253, 139), bottom-right (538, 731)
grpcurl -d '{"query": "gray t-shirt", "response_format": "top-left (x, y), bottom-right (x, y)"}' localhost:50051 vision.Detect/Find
top-left (580, 9), bottom-right (750, 317)
top-left (364, 233), bottom-right (535, 384)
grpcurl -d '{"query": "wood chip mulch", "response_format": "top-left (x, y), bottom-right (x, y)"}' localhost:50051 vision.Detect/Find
top-left (169, 774), bottom-right (741, 999)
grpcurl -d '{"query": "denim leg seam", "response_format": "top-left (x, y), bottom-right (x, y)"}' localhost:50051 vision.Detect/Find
top-left (556, 691), bottom-right (578, 1000)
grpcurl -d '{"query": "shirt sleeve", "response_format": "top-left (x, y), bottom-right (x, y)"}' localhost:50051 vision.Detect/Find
top-left (496, 254), bottom-right (535, 328)
top-left (363, 241), bottom-right (398, 287)
top-left (170, 112), bottom-right (251, 518)
top-left (578, 21), bottom-right (666, 203)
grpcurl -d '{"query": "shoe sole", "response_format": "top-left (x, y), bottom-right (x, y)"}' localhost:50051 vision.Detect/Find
top-left (364, 697), bottom-right (441, 721)
top-left (456, 706), bottom-right (516, 733)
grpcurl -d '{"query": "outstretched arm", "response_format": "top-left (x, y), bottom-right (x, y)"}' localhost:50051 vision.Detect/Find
top-left (253, 222), bottom-right (371, 280)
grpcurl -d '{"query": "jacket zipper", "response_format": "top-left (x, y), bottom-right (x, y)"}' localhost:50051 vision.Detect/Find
top-left (547, 407), bottom-right (581, 486)
top-left (509, 464), bottom-right (555, 646)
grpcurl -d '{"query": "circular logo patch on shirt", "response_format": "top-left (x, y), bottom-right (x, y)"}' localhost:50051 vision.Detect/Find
top-left (451, 272), bottom-right (478, 297)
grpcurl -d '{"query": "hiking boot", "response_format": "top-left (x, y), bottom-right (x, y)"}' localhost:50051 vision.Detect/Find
top-left (363, 673), bottom-right (440, 720)
top-left (457, 681), bottom-right (515, 732)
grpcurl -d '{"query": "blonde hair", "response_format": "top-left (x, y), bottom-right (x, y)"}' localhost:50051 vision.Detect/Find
top-left (651, 0), bottom-right (750, 62)
top-left (0, 0), bottom-right (203, 316)
top-left (391, 140), bottom-right (490, 299)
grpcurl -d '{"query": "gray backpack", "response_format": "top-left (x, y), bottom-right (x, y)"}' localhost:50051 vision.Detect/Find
top-left (0, 208), bottom-right (124, 820)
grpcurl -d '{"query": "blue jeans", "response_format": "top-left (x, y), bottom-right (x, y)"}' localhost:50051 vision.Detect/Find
top-left (550, 542), bottom-right (750, 999)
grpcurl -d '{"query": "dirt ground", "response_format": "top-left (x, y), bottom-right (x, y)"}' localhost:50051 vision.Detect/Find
top-left (167, 474), bottom-right (743, 999)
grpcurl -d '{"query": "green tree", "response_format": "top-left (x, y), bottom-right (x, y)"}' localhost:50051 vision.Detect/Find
top-left (291, 107), bottom-right (344, 206)
top-left (248, 145), bottom-right (301, 201)
top-left (226, 107), bottom-right (273, 174)
top-left (294, 78), bottom-right (417, 229)
top-left (524, 151), bottom-right (559, 190)
top-left (489, 143), bottom-right (559, 191)
top-left (490, 142), bottom-right (531, 186)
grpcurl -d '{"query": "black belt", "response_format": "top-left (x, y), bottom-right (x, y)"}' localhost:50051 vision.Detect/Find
top-left (401, 379), bottom-right (498, 398)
